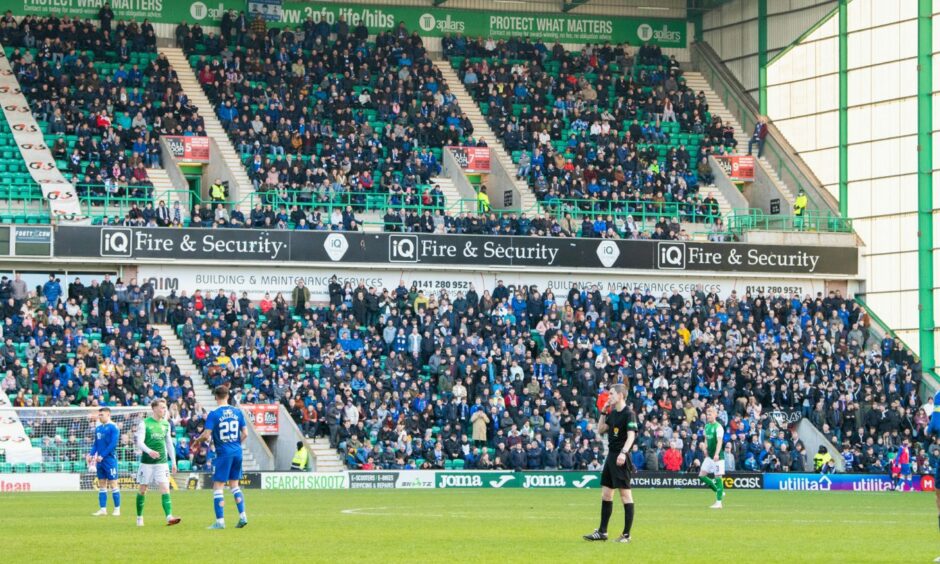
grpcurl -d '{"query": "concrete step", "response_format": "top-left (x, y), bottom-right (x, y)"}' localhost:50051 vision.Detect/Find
top-left (144, 167), bottom-right (192, 220)
top-left (433, 56), bottom-right (539, 212)
top-left (685, 71), bottom-right (796, 208)
top-left (155, 323), bottom-right (262, 471)
top-left (433, 176), bottom-right (466, 210)
top-left (306, 437), bottom-right (344, 472)
top-left (161, 46), bottom-right (254, 212)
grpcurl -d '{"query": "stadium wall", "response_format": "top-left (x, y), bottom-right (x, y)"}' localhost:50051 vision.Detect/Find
top-left (0, 0), bottom-right (693, 59)
top-left (0, 260), bottom-right (852, 306)
top-left (3, 471), bottom-right (932, 492)
top-left (761, 0), bottom-right (937, 360)
top-left (702, 0), bottom-right (838, 102)
top-left (281, 0), bottom-right (688, 19)
top-left (0, 225), bottom-right (863, 303)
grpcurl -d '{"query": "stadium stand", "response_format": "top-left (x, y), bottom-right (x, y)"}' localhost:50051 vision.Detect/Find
top-left (445, 37), bottom-right (730, 238)
top-left (117, 279), bottom-right (926, 475)
top-left (186, 20), bottom-right (469, 230)
top-left (1, 16), bottom-right (206, 222)
top-left (0, 109), bottom-right (50, 225)
top-left (0, 17), bottom-right (921, 482)
top-left (0, 16), bottom-right (734, 238)
top-left (0, 274), bottom-right (210, 472)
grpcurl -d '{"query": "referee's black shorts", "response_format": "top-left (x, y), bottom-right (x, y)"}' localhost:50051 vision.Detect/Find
top-left (600, 455), bottom-right (632, 489)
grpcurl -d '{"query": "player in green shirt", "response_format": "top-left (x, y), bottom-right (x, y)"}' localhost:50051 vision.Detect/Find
top-left (135, 399), bottom-right (181, 527)
top-left (699, 406), bottom-right (725, 509)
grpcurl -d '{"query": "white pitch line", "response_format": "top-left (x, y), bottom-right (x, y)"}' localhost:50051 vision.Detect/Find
top-left (340, 508), bottom-right (902, 524)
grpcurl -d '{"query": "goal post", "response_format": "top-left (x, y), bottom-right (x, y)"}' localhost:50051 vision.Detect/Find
top-left (2, 407), bottom-right (150, 476)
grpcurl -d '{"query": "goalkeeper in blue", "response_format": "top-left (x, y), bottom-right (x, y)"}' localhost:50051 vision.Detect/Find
top-left (88, 407), bottom-right (120, 516)
top-left (194, 386), bottom-right (248, 529)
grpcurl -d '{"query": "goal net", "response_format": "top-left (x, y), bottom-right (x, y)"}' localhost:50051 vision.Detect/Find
top-left (3, 408), bottom-right (150, 480)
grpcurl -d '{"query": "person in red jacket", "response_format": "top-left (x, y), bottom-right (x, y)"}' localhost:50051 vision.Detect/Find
top-left (748, 116), bottom-right (769, 157)
top-left (193, 339), bottom-right (209, 366)
top-left (192, 290), bottom-right (205, 312)
top-left (663, 441), bottom-right (683, 472)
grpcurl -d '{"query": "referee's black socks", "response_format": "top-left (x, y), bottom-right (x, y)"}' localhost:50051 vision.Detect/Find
top-left (599, 500), bottom-right (613, 533)
top-left (623, 503), bottom-right (635, 537)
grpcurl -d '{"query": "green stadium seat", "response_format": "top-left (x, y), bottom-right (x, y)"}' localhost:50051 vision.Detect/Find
top-left (177, 460), bottom-right (192, 472)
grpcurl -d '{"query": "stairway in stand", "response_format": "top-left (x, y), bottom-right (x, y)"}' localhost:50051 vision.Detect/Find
top-left (433, 176), bottom-right (463, 213)
top-left (305, 437), bottom-right (345, 473)
top-left (153, 324), bottom-right (260, 471)
top-left (146, 166), bottom-right (188, 221)
top-left (160, 47), bottom-right (254, 213)
top-left (433, 56), bottom-right (540, 213)
top-left (684, 71), bottom-right (797, 206)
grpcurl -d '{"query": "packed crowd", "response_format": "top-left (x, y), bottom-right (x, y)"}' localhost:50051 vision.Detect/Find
top-left (5, 14), bottom-right (208, 201)
top-left (447, 36), bottom-right (728, 229)
top-left (93, 199), bottom-right (366, 231)
top-left (0, 15), bottom-right (731, 239)
top-left (186, 17), bottom-right (468, 213)
top-left (0, 268), bottom-right (930, 474)
top-left (0, 272), bottom-right (214, 470)
top-left (150, 276), bottom-right (929, 474)
top-left (383, 206), bottom-right (704, 240)
top-left (99, 197), bottom-right (705, 240)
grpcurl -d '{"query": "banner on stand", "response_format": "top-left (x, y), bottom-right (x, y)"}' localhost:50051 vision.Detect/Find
top-left (0, 46), bottom-right (86, 223)
top-left (166, 136), bottom-right (210, 162)
top-left (715, 155), bottom-right (755, 182)
top-left (448, 146), bottom-right (490, 173)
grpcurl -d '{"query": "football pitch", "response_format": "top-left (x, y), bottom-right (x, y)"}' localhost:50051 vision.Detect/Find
top-left (1, 489), bottom-right (935, 563)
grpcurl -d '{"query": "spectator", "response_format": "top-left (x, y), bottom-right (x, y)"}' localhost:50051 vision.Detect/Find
top-left (663, 441), bottom-right (682, 471)
top-left (748, 116), bottom-right (768, 157)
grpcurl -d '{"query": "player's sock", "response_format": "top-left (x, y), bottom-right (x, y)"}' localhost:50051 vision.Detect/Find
top-left (231, 487), bottom-right (246, 518)
top-left (598, 500), bottom-right (613, 534)
top-left (214, 489), bottom-right (225, 522)
top-left (161, 493), bottom-right (172, 518)
top-left (112, 488), bottom-right (121, 509)
top-left (622, 503), bottom-right (634, 537)
top-left (98, 489), bottom-right (107, 509)
top-left (699, 476), bottom-right (717, 492)
top-left (905, 478), bottom-right (913, 491)
top-left (136, 493), bottom-right (145, 517)
top-left (716, 477), bottom-right (724, 501)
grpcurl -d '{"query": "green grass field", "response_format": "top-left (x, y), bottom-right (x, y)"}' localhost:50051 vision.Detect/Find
top-left (0, 489), bottom-right (936, 563)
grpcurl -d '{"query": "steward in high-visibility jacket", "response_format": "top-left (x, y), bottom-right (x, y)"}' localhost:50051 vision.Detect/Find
top-left (813, 446), bottom-right (831, 472)
top-left (477, 187), bottom-right (490, 213)
top-left (291, 441), bottom-right (309, 471)
top-left (210, 179), bottom-right (226, 202)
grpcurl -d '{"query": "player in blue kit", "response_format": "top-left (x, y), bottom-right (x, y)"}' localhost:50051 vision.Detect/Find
top-left (193, 386), bottom-right (248, 530)
top-left (928, 390), bottom-right (940, 563)
top-left (87, 407), bottom-right (121, 516)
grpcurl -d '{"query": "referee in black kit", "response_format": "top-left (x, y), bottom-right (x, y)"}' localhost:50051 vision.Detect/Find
top-left (583, 383), bottom-right (637, 543)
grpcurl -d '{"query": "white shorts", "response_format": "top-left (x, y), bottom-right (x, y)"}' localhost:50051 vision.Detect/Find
top-left (701, 458), bottom-right (726, 476)
top-left (137, 463), bottom-right (171, 486)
